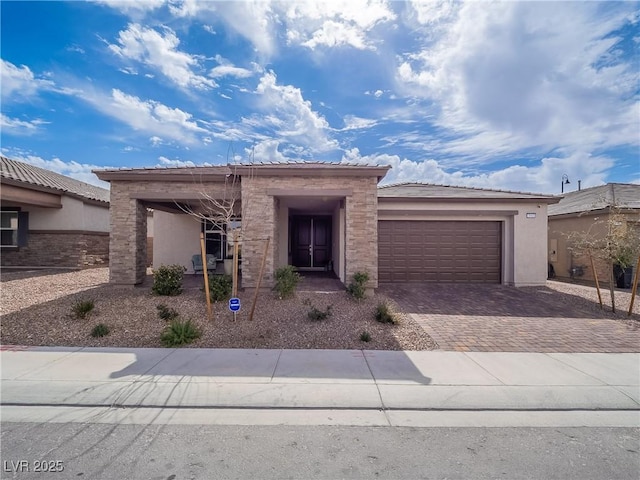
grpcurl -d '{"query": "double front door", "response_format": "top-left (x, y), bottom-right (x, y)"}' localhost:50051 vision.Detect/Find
top-left (291, 216), bottom-right (331, 269)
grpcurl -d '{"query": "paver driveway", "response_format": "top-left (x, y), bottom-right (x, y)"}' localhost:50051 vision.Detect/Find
top-left (379, 283), bottom-right (640, 352)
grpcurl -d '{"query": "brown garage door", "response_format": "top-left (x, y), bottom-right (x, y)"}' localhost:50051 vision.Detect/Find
top-left (378, 220), bottom-right (502, 283)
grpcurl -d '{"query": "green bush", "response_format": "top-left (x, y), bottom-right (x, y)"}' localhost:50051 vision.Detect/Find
top-left (152, 264), bottom-right (186, 296)
top-left (360, 331), bottom-right (372, 342)
top-left (274, 265), bottom-right (300, 299)
top-left (156, 304), bottom-right (179, 321)
top-left (160, 320), bottom-right (201, 347)
top-left (375, 302), bottom-right (398, 325)
top-left (72, 299), bottom-right (95, 319)
top-left (307, 304), bottom-right (333, 321)
top-left (90, 323), bottom-right (110, 338)
top-left (347, 271), bottom-right (369, 300)
top-left (208, 274), bottom-right (233, 302)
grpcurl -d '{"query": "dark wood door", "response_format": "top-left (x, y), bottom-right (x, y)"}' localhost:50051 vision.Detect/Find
top-left (292, 216), bottom-right (332, 268)
top-left (378, 220), bottom-right (501, 283)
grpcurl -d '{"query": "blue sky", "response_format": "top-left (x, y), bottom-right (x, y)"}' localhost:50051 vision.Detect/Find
top-left (1, 0), bottom-right (638, 193)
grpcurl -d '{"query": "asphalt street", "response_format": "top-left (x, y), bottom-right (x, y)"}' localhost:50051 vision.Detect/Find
top-left (1, 423), bottom-right (639, 480)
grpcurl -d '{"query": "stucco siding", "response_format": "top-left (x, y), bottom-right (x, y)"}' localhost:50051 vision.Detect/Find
top-left (153, 211), bottom-right (201, 273)
top-left (12, 196), bottom-right (109, 233)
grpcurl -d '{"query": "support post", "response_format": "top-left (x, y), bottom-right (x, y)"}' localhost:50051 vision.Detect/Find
top-left (249, 237), bottom-right (270, 322)
top-left (232, 239), bottom-right (239, 297)
top-left (200, 232), bottom-right (212, 321)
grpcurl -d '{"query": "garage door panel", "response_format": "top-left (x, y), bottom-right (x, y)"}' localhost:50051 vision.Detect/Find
top-left (378, 220), bottom-right (502, 284)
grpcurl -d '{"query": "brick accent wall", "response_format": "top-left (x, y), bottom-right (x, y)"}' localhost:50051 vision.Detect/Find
top-left (1, 231), bottom-right (109, 268)
top-left (109, 180), bottom-right (235, 284)
top-left (241, 176), bottom-right (379, 289)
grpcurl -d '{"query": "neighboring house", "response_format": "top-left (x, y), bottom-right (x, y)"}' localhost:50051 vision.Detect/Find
top-left (1, 156), bottom-right (110, 269)
top-left (548, 183), bottom-right (640, 284)
top-left (94, 163), bottom-right (559, 288)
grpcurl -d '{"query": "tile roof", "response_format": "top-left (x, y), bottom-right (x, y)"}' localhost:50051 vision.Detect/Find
top-left (548, 183), bottom-right (640, 216)
top-left (378, 182), bottom-right (556, 200)
top-left (0, 156), bottom-right (110, 204)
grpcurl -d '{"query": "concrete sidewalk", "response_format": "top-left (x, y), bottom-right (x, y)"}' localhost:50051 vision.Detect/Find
top-left (2, 347), bottom-right (639, 414)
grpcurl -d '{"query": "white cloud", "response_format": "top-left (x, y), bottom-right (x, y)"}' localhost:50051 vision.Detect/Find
top-left (245, 139), bottom-right (290, 163)
top-left (341, 115), bottom-right (377, 131)
top-left (109, 23), bottom-right (216, 89)
top-left (157, 156), bottom-right (196, 167)
top-left (253, 70), bottom-right (338, 152)
top-left (0, 114), bottom-right (48, 135)
top-left (96, 0), bottom-right (165, 16)
top-left (1, 59), bottom-right (55, 100)
top-left (79, 87), bottom-right (209, 144)
top-left (285, 0), bottom-right (396, 50)
top-left (342, 147), bottom-right (612, 195)
top-left (396, 2), bottom-right (639, 157)
top-left (301, 20), bottom-right (368, 50)
top-left (3, 152), bottom-right (111, 189)
top-left (210, 56), bottom-right (254, 78)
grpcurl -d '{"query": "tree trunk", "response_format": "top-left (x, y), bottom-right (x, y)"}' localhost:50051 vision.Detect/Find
top-left (609, 262), bottom-right (616, 314)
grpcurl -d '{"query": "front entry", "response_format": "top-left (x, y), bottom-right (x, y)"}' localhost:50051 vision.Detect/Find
top-left (291, 216), bottom-right (331, 269)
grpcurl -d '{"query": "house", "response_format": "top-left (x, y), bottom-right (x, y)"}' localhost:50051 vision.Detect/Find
top-left (548, 183), bottom-right (640, 285)
top-left (93, 163), bottom-right (559, 288)
top-left (1, 156), bottom-right (110, 269)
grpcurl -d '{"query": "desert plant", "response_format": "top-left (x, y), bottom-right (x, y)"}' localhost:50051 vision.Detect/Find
top-left (160, 319), bottom-right (201, 347)
top-left (347, 271), bottom-right (369, 300)
top-left (360, 331), bottom-right (371, 342)
top-left (307, 304), bottom-right (333, 321)
top-left (208, 274), bottom-right (233, 302)
top-left (90, 323), bottom-right (110, 338)
top-left (274, 265), bottom-right (300, 299)
top-left (375, 302), bottom-right (398, 325)
top-left (152, 264), bottom-right (186, 296)
top-left (156, 304), bottom-right (179, 321)
top-left (72, 299), bottom-right (95, 319)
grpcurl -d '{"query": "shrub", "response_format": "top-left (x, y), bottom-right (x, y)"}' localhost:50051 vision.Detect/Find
top-left (274, 265), bottom-right (300, 299)
top-left (347, 271), bottom-right (369, 300)
top-left (72, 299), bottom-right (95, 319)
top-left (160, 320), bottom-right (201, 347)
top-left (208, 274), bottom-right (233, 302)
top-left (90, 323), bottom-right (110, 338)
top-left (307, 304), bottom-right (333, 321)
top-left (375, 302), bottom-right (398, 325)
top-left (360, 331), bottom-right (371, 342)
top-left (152, 264), bottom-right (186, 296)
top-left (156, 304), bottom-right (179, 321)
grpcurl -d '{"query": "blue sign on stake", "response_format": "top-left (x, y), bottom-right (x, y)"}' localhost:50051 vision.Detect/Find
top-left (229, 297), bottom-right (241, 312)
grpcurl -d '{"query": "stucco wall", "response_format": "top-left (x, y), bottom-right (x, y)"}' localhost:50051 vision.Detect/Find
top-left (547, 213), bottom-right (636, 284)
top-left (377, 200), bottom-right (549, 286)
top-left (153, 211), bottom-right (201, 273)
top-left (28, 196), bottom-right (109, 232)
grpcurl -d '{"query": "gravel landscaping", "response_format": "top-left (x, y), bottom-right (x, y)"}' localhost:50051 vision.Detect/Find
top-left (0, 268), bottom-right (437, 350)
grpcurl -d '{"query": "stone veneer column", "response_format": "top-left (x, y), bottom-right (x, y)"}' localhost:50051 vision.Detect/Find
top-left (109, 182), bottom-right (147, 284)
top-left (345, 177), bottom-right (379, 288)
top-left (240, 177), bottom-right (276, 288)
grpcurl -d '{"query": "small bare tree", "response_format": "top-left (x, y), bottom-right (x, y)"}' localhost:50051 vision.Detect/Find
top-left (177, 162), bottom-right (249, 297)
top-left (568, 204), bottom-right (640, 313)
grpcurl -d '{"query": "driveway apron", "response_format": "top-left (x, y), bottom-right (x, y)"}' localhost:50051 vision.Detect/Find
top-left (379, 284), bottom-right (640, 353)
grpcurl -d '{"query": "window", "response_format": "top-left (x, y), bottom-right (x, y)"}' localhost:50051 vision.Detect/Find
top-left (1, 210), bottom-right (27, 247)
top-left (202, 218), bottom-right (242, 260)
top-left (203, 219), bottom-right (224, 260)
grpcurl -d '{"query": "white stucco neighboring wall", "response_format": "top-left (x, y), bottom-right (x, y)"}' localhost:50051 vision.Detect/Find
top-left (27, 196), bottom-right (109, 232)
top-left (377, 200), bottom-right (549, 287)
top-left (153, 211), bottom-right (201, 273)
